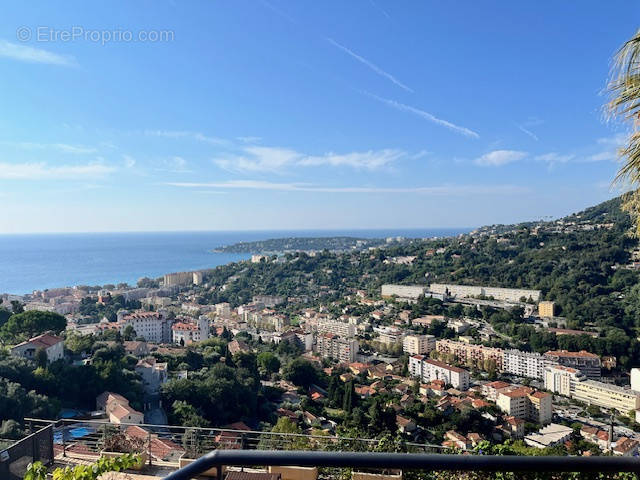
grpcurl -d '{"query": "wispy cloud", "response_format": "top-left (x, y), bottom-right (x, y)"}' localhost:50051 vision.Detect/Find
top-left (167, 179), bottom-right (528, 195)
top-left (328, 38), bottom-right (413, 93)
top-left (0, 141), bottom-right (96, 154)
top-left (474, 150), bottom-right (526, 167)
top-left (370, 0), bottom-right (391, 19)
top-left (144, 130), bottom-right (228, 146)
top-left (366, 92), bottom-right (479, 139)
top-left (0, 40), bottom-right (76, 67)
top-left (213, 146), bottom-right (407, 173)
top-left (517, 125), bottom-right (539, 141)
top-left (163, 156), bottom-right (192, 173)
top-left (237, 136), bottom-right (262, 144)
top-left (0, 162), bottom-right (114, 180)
top-left (535, 152), bottom-right (575, 166)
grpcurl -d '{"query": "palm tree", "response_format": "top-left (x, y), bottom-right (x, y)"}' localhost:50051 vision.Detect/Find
top-left (608, 29), bottom-right (640, 234)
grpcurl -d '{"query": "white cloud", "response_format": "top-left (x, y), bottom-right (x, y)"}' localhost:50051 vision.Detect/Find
top-left (213, 146), bottom-right (407, 173)
top-left (164, 156), bottom-right (191, 172)
top-left (0, 40), bottom-right (76, 66)
top-left (366, 93), bottom-right (479, 139)
top-left (167, 179), bottom-right (528, 195)
top-left (144, 130), bottom-right (227, 145)
top-left (327, 38), bottom-right (413, 93)
top-left (0, 141), bottom-right (96, 154)
top-left (237, 136), bottom-right (262, 143)
top-left (475, 150), bottom-right (527, 167)
top-left (0, 162), bottom-right (114, 180)
top-left (535, 152), bottom-right (575, 165)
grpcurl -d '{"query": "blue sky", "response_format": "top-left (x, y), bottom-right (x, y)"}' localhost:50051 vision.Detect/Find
top-left (0, 1), bottom-right (638, 233)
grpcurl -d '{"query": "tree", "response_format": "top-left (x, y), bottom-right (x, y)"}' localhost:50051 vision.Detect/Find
top-left (607, 29), bottom-right (640, 234)
top-left (257, 352), bottom-right (281, 377)
top-left (2, 311), bottom-right (66, 340)
top-left (122, 325), bottom-right (137, 341)
top-left (282, 358), bottom-right (319, 388)
top-left (34, 348), bottom-right (48, 369)
top-left (342, 380), bottom-right (355, 413)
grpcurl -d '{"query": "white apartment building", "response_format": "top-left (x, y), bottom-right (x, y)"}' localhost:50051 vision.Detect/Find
top-left (496, 386), bottom-right (553, 425)
top-left (120, 311), bottom-right (173, 343)
top-left (171, 316), bottom-right (210, 345)
top-left (572, 380), bottom-right (640, 413)
top-left (381, 284), bottom-right (427, 300)
top-left (317, 318), bottom-right (357, 338)
top-left (408, 355), bottom-right (470, 390)
top-left (503, 349), bottom-right (548, 379)
top-left (403, 334), bottom-right (436, 355)
top-left (315, 334), bottom-right (359, 363)
top-left (429, 283), bottom-right (542, 303)
top-left (543, 365), bottom-right (586, 396)
top-left (215, 302), bottom-right (231, 319)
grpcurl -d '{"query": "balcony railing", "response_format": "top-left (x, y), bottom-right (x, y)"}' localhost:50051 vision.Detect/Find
top-left (163, 450), bottom-right (640, 480)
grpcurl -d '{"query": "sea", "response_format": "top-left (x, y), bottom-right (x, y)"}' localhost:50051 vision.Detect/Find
top-left (0, 228), bottom-right (469, 295)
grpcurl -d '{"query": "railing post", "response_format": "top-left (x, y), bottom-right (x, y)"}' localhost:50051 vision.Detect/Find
top-left (61, 425), bottom-right (66, 457)
top-left (148, 431), bottom-right (152, 466)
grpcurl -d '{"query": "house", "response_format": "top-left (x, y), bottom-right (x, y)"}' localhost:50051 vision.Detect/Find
top-left (613, 437), bottom-right (640, 456)
top-left (11, 333), bottom-right (64, 363)
top-left (503, 416), bottom-right (525, 439)
top-left (444, 430), bottom-right (469, 450)
top-left (126, 425), bottom-right (184, 462)
top-left (396, 415), bottom-right (416, 434)
top-left (228, 339), bottom-right (251, 356)
top-left (135, 357), bottom-right (168, 395)
top-left (215, 422), bottom-right (252, 449)
top-left (123, 341), bottom-right (149, 357)
top-left (96, 391), bottom-right (144, 425)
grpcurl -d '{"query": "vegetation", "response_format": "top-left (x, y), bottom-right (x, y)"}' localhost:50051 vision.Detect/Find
top-left (214, 236), bottom-right (387, 253)
top-left (25, 454), bottom-right (141, 480)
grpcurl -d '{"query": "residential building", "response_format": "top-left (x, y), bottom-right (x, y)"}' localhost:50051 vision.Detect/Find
top-left (429, 283), bottom-right (542, 303)
top-left (120, 311), bottom-right (173, 343)
top-left (572, 380), bottom-right (640, 413)
top-left (171, 316), bottom-right (210, 345)
top-left (163, 271), bottom-right (202, 287)
top-left (631, 368), bottom-right (640, 392)
top-left (544, 350), bottom-right (601, 379)
top-left (96, 391), bottom-right (143, 425)
top-left (135, 357), bottom-right (168, 395)
top-left (253, 295), bottom-right (285, 307)
top-left (503, 349), bottom-right (548, 379)
top-left (316, 318), bottom-right (356, 338)
top-left (408, 355), bottom-right (470, 391)
top-left (11, 333), bottom-right (64, 363)
top-left (481, 381), bottom-right (511, 402)
top-left (496, 386), bottom-right (552, 424)
top-left (436, 339), bottom-right (504, 371)
top-left (315, 334), bottom-right (359, 363)
top-left (403, 334), bottom-right (436, 355)
top-left (543, 365), bottom-right (586, 396)
top-left (538, 301), bottom-right (555, 317)
top-left (381, 284), bottom-right (427, 300)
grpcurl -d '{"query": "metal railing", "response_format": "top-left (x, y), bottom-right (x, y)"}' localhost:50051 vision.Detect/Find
top-left (162, 450), bottom-right (640, 480)
top-left (0, 424), bottom-right (54, 480)
top-left (25, 417), bottom-right (446, 468)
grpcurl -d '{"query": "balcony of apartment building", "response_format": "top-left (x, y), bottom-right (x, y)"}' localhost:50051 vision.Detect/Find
top-left (4, 418), bottom-right (640, 480)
